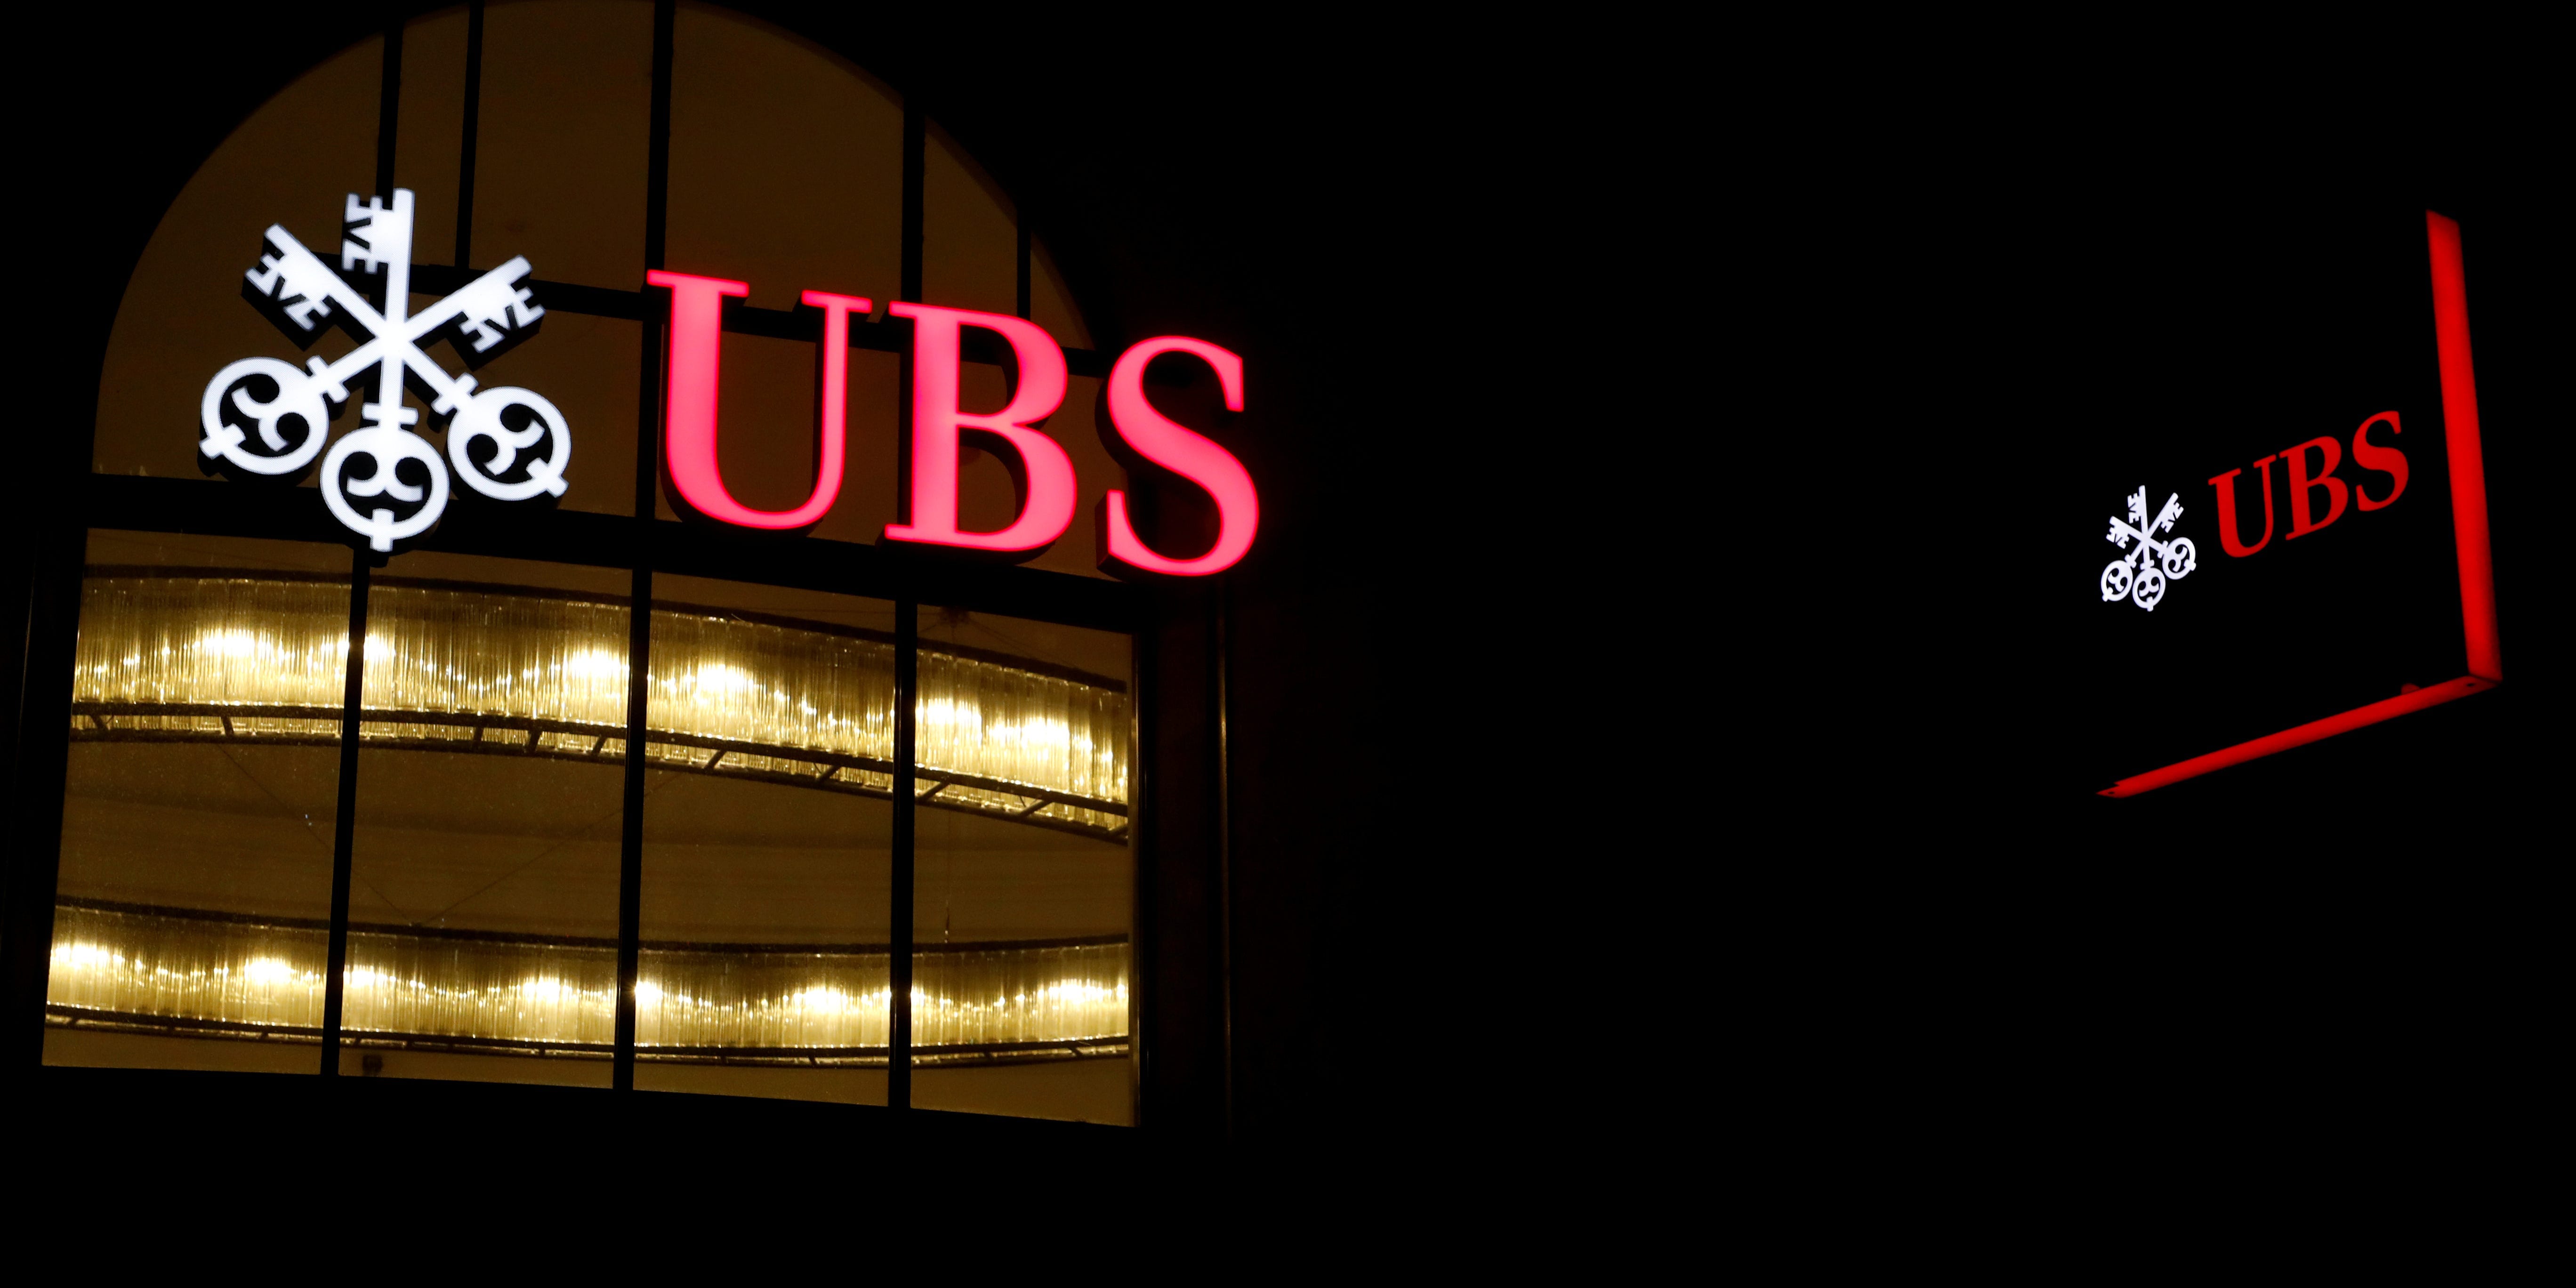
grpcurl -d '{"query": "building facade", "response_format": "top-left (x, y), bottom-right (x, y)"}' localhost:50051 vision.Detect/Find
top-left (7, 0), bottom-right (1276, 1142)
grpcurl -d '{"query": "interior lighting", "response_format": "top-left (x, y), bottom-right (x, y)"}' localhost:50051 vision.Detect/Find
top-left (49, 903), bottom-right (1129, 1062)
top-left (70, 575), bottom-right (1129, 835)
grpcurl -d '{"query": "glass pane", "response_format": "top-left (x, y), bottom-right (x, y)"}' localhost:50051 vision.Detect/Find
top-left (911, 606), bottom-right (1133, 1125)
top-left (638, 574), bottom-right (896, 1104)
top-left (93, 35), bottom-right (380, 481)
top-left (1029, 239), bottom-right (1091, 350)
top-left (391, 8), bottom-right (470, 266)
top-left (340, 551), bottom-right (631, 1086)
top-left (668, 3), bottom-right (901, 313)
top-left (469, 0), bottom-right (651, 291)
top-left (923, 123), bottom-right (1016, 318)
top-left (48, 531), bottom-right (353, 1074)
top-left (661, 4), bottom-right (904, 546)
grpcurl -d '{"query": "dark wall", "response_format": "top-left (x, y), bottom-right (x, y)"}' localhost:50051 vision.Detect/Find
top-left (1747, 72), bottom-right (2566, 1183)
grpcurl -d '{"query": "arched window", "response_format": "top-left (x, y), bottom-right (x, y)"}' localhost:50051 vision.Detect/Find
top-left (53, 1), bottom-right (1142, 1126)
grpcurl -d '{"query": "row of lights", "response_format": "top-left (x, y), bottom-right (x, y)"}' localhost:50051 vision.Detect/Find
top-left (74, 577), bottom-right (1130, 810)
top-left (51, 930), bottom-right (1127, 1052)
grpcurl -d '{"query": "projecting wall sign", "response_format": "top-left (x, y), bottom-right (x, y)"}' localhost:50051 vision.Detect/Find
top-left (2076, 210), bottom-right (2503, 797)
top-left (198, 188), bottom-right (1258, 576)
top-left (201, 189), bottom-right (567, 551)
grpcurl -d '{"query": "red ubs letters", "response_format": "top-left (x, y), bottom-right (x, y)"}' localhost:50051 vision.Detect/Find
top-left (2206, 411), bottom-right (2409, 558)
top-left (645, 270), bottom-right (1257, 577)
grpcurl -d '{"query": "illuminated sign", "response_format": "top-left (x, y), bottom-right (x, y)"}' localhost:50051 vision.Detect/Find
top-left (1100, 337), bottom-right (1258, 577)
top-left (202, 189), bottom-right (569, 551)
top-left (201, 190), bottom-right (1261, 576)
top-left (2099, 487), bottom-right (2197, 611)
top-left (2206, 411), bottom-right (2412, 558)
top-left (648, 271), bottom-right (869, 531)
top-left (646, 275), bottom-right (1260, 575)
top-left (2076, 210), bottom-right (2502, 797)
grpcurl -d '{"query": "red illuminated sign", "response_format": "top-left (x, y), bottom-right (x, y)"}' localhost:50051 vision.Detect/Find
top-left (647, 276), bottom-right (1259, 574)
top-left (2100, 211), bottom-right (2501, 797)
top-left (650, 270), bottom-right (876, 531)
top-left (2206, 412), bottom-right (2408, 557)
top-left (1101, 337), bottom-right (1257, 578)
top-left (883, 302), bottom-right (1077, 556)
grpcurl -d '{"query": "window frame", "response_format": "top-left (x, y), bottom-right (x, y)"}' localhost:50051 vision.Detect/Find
top-left (9, 0), bottom-right (1200, 1129)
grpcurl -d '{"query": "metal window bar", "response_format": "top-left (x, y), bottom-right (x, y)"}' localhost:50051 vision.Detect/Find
top-left (317, 11), bottom-right (411, 1079)
top-left (892, 599), bottom-right (917, 1108)
top-left (614, 0), bottom-right (679, 1093)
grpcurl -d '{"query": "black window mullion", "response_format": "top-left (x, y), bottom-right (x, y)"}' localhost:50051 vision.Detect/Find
top-left (887, 97), bottom-right (926, 1111)
top-left (637, 0), bottom-right (675, 533)
top-left (318, 550), bottom-right (370, 1076)
top-left (320, 13), bottom-right (408, 1080)
top-left (374, 18), bottom-right (402, 199)
top-left (1215, 582), bottom-right (1232, 1137)
top-left (891, 600), bottom-right (916, 1108)
top-left (1016, 222), bottom-right (1031, 321)
top-left (613, 0), bottom-right (677, 1095)
top-left (900, 105), bottom-right (925, 306)
top-left (613, 568), bottom-right (650, 1093)
top-left (1126, 601), bottom-right (1152, 1126)
top-left (454, 0), bottom-right (484, 271)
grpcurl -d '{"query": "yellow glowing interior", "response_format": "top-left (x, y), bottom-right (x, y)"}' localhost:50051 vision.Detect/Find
top-left (71, 575), bottom-right (1129, 833)
top-left (54, 574), bottom-right (1133, 1063)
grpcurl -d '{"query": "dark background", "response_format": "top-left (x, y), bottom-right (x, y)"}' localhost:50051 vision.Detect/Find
top-left (6, 7), bottom-right (2560, 1197)
top-left (1811, 79), bottom-right (2564, 1195)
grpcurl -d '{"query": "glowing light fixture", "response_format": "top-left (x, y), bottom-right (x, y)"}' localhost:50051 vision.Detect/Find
top-left (49, 901), bottom-right (1127, 1063)
top-left (70, 574), bottom-right (1129, 837)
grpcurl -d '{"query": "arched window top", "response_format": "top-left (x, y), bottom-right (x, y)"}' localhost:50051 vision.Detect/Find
top-left (97, 0), bottom-right (1114, 580)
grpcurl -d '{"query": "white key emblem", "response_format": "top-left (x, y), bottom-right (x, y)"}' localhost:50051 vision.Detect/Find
top-left (201, 189), bottom-right (571, 550)
top-left (2100, 486), bottom-right (2197, 612)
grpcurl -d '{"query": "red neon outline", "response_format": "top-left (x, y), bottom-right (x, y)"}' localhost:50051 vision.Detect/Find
top-left (2428, 212), bottom-right (2502, 682)
top-left (2102, 211), bottom-right (2503, 797)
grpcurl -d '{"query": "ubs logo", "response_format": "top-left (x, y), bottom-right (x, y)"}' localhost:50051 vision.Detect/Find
top-left (2100, 487), bottom-right (2197, 611)
top-left (2206, 412), bottom-right (2410, 558)
top-left (199, 187), bottom-right (568, 551)
top-left (196, 188), bottom-right (1265, 575)
top-left (2102, 411), bottom-right (2413, 614)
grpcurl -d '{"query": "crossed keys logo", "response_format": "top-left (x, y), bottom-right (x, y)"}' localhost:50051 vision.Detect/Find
top-left (2101, 487), bottom-right (2198, 611)
top-left (199, 188), bottom-right (570, 551)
